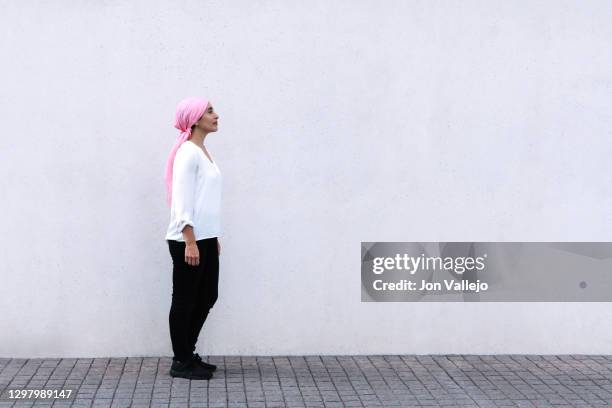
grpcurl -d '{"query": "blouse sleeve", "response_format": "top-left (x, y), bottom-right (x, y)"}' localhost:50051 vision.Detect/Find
top-left (172, 146), bottom-right (198, 233)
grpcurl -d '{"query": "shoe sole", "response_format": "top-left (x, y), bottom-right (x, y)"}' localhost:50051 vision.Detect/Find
top-left (169, 369), bottom-right (213, 380)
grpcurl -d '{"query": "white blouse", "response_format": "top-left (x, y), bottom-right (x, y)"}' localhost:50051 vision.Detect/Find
top-left (165, 140), bottom-right (222, 241)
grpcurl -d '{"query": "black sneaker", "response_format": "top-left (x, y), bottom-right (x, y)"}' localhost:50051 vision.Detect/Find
top-left (193, 353), bottom-right (217, 371)
top-left (169, 357), bottom-right (213, 380)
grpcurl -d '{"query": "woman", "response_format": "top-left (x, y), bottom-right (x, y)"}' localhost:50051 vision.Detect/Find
top-left (164, 96), bottom-right (222, 380)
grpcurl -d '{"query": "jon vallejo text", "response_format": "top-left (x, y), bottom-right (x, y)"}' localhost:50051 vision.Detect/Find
top-left (370, 253), bottom-right (489, 293)
top-left (373, 279), bottom-right (488, 293)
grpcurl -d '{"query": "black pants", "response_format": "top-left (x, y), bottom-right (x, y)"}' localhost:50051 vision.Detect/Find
top-left (167, 237), bottom-right (219, 362)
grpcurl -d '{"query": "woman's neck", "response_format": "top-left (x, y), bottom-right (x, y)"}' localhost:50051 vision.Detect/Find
top-left (189, 130), bottom-right (208, 146)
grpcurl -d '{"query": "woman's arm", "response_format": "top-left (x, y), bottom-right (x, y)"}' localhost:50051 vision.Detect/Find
top-left (172, 147), bottom-right (198, 237)
top-left (183, 225), bottom-right (199, 265)
top-left (182, 225), bottom-right (197, 245)
top-left (173, 147), bottom-right (200, 265)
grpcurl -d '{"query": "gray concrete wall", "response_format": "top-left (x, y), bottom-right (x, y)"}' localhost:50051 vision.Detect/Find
top-left (1, 0), bottom-right (611, 357)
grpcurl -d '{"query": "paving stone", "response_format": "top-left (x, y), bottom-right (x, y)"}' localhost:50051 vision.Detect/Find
top-left (0, 355), bottom-right (609, 406)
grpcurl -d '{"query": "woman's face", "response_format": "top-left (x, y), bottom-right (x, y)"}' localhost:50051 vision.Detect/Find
top-left (195, 103), bottom-right (219, 133)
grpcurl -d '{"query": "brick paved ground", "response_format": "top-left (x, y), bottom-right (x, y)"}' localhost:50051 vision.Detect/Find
top-left (0, 355), bottom-right (611, 407)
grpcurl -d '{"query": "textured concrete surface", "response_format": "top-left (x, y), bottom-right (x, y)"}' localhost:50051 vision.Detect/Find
top-left (4, 1), bottom-right (612, 358)
top-left (1, 355), bottom-right (611, 407)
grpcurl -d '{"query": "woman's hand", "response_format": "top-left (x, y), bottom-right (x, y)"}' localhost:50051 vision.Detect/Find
top-left (217, 240), bottom-right (221, 256)
top-left (185, 242), bottom-right (200, 266)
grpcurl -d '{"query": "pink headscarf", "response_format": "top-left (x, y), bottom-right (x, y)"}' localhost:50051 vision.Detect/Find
top-left (164, 96), bottom-right (209, 206)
